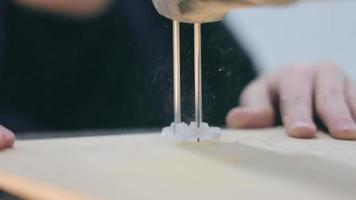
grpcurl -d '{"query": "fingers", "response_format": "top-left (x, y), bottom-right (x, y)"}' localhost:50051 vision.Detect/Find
top-left (345, 80), bottom-right (356, 135)
top-left (346, 80), bottom-right (356, 119)
top-left (226, 77), bottom-right (275, 129)
top-left (0, 125), bottom-right (16, 150)
top-left (315, 63), bottom-right (356, 140)
top-left (279, 65), bottom-right (317, 138)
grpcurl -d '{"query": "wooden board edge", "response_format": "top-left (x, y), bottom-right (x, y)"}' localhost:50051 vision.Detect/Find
top-left (0, 170), bottom-right (99, 200)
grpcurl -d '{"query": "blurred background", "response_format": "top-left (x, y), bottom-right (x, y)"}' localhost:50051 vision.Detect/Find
top-left (225, 0), bottom-right (356, 78)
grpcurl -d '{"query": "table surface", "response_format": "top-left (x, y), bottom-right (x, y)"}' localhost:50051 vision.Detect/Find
top-left (0, 127), bottom-right (356, 200)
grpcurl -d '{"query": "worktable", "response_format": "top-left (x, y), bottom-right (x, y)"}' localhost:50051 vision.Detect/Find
top-left (0, 127), bottom-right (355, 200)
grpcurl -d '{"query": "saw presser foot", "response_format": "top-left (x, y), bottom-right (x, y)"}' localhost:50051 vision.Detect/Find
top-left (162, 122), bottom-right (221, 141)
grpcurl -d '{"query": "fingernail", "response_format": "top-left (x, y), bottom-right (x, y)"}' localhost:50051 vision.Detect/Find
top-left (340, 123), bottom-right (356, 131)
top-left (335, 120), bottom-right (356, 132)
top-left (226, 108), bottom-right (242, 128)
top-left (289, 122), bottom-right (317, 138)
top-left (4, 132), bottom-right (15, 148)
top-left (332, 121), bottom-right (356, 140)
top-left (292, 122), bottom-right (316, 129)
top-left (227, 115), bottom-right (243, 129)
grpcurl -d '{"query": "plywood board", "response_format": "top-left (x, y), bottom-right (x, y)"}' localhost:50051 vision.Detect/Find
top-left (0, 128), bottom-right (355, 200)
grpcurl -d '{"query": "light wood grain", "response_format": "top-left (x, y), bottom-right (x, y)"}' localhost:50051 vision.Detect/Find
top-left (0, 128), bottom-right (355, 200)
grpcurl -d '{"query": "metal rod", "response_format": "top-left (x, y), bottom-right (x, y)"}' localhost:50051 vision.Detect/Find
top-left (173, 20), bottom-right (181, 123)
top-left (194, 23), bottom-right (202, 128)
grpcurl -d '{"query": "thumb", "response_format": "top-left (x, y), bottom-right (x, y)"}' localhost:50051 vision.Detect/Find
top-left (0, 125), bottom-right (16, 150)
top-left (226, 78), bottom-right (276, 128)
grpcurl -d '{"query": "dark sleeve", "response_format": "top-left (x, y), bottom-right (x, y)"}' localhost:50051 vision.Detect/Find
top-left (204, 22), bottom-right (257, 125)
top-left (176, 22), bottom-right (258, 126)
top-left (0, 1), bottom-right (5, 66)
top-left (0, 0), bottom-right (257, 131)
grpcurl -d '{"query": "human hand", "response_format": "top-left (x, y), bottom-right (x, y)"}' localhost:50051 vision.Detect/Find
top-left (226, 63), bottom-right (356, 140)
top-left (0, 125), bottom-right (15, 150)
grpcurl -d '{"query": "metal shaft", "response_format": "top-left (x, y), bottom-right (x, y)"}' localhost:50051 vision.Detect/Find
top-left (194, 23), bottom-right (202, 128)
top-left (173, 20), bottom-right (181, 123)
